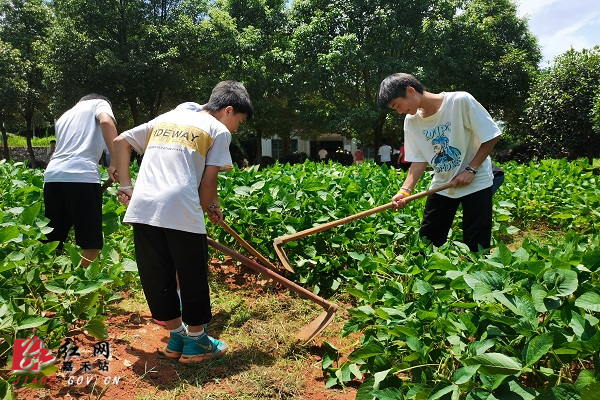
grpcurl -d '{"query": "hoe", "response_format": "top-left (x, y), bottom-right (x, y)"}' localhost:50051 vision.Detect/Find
top-left (273, 182), bottom-right (454, 272)
top-left (207, 237), bottom-right (338, 342)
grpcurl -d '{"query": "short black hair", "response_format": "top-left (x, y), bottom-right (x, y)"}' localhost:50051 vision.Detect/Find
top-left (79, 93), bottom-right (112, 108)
top-left (203, 80), bottom-right (254, 120)
top-left (376, 73), bottom-right (425, 109)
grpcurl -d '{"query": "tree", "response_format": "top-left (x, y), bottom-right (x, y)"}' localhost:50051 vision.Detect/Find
top-left (0, 0), bottom-right (54, 167)
top-left (0, 40), bottom-right (27, 160)
top-left (423, 0), bottom-right (541, 132)
top-left (522, 47), bottom-right (600, 163)
top-left (49, 0), bottom-right (215, 127)
top-left (213, 0), bottom-right (295, 164)
top-left (288, 0), bottom-right (540, 151)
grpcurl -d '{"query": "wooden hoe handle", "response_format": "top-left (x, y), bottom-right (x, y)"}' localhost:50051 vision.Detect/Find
top-left (275, 182), bottom-right (454, 244)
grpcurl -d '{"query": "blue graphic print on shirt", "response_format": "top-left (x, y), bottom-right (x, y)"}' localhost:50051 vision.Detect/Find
top-left (422, 123), bottom-right (462, 173)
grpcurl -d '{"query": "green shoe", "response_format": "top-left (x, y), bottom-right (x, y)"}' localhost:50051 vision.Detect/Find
top-left (162, 332), bottom-right (185, 359)
top-left (179, 332), bottom-right (227, 363)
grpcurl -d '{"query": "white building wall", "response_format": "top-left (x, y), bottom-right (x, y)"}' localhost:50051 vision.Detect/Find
top-left (261, 138), bottom-right (272, 157)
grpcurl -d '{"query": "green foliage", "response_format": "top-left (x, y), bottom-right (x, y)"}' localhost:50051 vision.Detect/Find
top-left (205, 159), bottom-right (600, 398)
top-left (522, 47), bottom-right (600, 162)
top-left (330, 233), bottom-right (600, 398)
top-left (1, 157), bottom-right (599, 398)
top-left (0, 161), bottom-right (138, 391)
top-left (425, 0), bottom-right (541, 128)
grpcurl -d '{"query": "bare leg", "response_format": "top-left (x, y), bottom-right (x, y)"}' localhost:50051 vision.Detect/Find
top-left (81, 249), bottom-right (100, 267)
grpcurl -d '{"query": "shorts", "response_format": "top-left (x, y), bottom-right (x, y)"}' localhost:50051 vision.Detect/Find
top-left (43, 182), bottom-right (103, 249)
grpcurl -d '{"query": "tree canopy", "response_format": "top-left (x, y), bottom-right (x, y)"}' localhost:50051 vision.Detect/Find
top-left (522, 47), bottom-right (600, 163)
top-left (1, 0), bottom-right (597, 164)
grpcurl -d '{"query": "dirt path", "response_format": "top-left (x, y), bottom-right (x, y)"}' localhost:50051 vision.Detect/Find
top-left (14, 257), bottom-right (360, 400)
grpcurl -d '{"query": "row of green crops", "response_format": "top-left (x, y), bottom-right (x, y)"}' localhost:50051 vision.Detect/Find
top-left (1, 158), bottom-right (598, 399)
top-left (209, 158), bottom-right (600, 399)
top-left (0, 161), bottom-right (138, 395)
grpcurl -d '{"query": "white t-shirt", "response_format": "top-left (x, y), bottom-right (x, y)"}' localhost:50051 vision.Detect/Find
top-left (121, 108), bottom-right (233, 234)
top-left (404, 92), bottom-right (502, 198)
top-left (378, 145), bottom-right (392, 162)
top-left (45, 99), bottom-right (115, 183)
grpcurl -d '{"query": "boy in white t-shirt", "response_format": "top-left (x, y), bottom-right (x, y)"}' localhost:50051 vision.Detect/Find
top-left (44, 94), bottom-right (118, 266)
top-left (112, 81), bottom-right (254, 363)
top-left (376, 73), bottom-right (501, 252)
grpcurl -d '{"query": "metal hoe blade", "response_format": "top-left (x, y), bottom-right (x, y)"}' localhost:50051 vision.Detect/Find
top-left (207, 237), bottom-right (338, 342)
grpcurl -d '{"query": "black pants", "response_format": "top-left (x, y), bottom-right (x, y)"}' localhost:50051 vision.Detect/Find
top-left (132, 224), bottom-right (211, 326)
top-left (420, 187), bottom-right (493, 252)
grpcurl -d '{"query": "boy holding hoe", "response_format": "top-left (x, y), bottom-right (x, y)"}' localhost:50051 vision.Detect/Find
top-left (377, 73), bottom-right (501, 252)
top-left (112, 81), bottom-right (254, 363)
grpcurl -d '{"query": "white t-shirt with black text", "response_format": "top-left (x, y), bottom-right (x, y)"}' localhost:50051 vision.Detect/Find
top-left (121, 109), bottom-right (233, 234)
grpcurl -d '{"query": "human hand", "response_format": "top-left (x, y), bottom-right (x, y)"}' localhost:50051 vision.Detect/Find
top-left (109, 166), bottom-right (119, 183)
top-left (117, 187), bottom-right (133, 206)
top-left (391, 189), bottom-right (412, 210)
top-left (451, 170), bottom-right (476, 187)
top-left (207, 204), bottom-right (223, 224)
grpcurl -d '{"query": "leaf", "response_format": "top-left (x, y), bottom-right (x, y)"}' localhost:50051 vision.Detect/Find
top-left (428, 382), bottom-right (456, 400)
top-left (349, 341), bottom-right (385, 361)
top-left (20, 203), bottom-right (41, 226)
top-left (575, 370), bottom-right (596, 390)
top-left (0, 226), bottom-right (20, 243)
top-left (73, 281), bottom-right (104, 295)
top-left (574, 292), bottom-right (600, 312)
top-left (453, 365), bottom-right (480, 385)
top-left (493, 292), bottom-right (537, 318)
top-left (370, 387), bottom-right (403, 400)
top-left (373, 368), bottom-right (391, 390)
top-left (525, 333), bottom-right (553, 365)
top-left (535, 383), bottom-right (580, 400)
top-left (355, 377), bottom-right (376, 400)
top-left (233, 186), bottom-right (251, 196)
top-left (122, 258), bottom-right (138, 272)
top-left (543, 269), bottom-right (578, 297)
top-left (581, 382), bottom-right (600, 400)
top-left (16, 315), bottom-right (49, 331)
top-left (84, 317), bottom-right (108, 340)
top-left (463, 353), bottom-right (522, 375)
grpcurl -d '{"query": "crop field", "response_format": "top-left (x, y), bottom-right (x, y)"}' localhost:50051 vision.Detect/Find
top-left (0, 158), bottom-right (599, 400)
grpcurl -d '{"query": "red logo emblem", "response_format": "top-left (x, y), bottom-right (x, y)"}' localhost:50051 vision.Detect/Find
top-left (12, 336), bottom-right (56, 372)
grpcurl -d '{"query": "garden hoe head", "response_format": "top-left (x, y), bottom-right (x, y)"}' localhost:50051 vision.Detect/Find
top-left (207, 237), bottom-right (337, 342)
top-left (273, 182), bottom-right (454, 273)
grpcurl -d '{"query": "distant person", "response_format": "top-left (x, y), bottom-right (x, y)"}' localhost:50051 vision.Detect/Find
top-left (378, 139), bottom-right (392, 167)
top-left (354, 147), bottom-right (364, 164)
top-left (43, 94), bottom-right (117, 266)
top-left (318, 147), bottom-right (328, 160)
top-left (378, 72), bottom-right (501, 252)
top-left (46, 140), bottom-right (56, 162)
top-left (491, 163), bottom-right (504, 195)
top-left (397, 144), bottom-right (411, 172)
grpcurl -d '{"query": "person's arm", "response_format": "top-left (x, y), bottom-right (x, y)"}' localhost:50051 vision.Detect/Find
top-left (397, 147), bottom-right (404, 163)
top-left (112, 135), bottom-right (133, 205)
top-left (98, 112), bottom-right (118, 179)
top-left (199, 165), bottom-right (223, 224)
top-left (391, 161), bottom-right (428, 210)
top-left (452, 136), bottom-right (500, 187)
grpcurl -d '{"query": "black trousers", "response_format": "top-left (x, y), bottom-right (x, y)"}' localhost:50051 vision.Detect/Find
top-left (420, 186), bottom-right (493, 252)
top-left (132, 224), bottom-right (212, 326)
